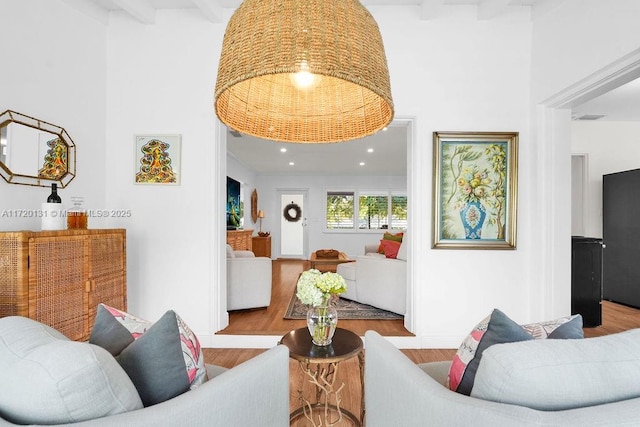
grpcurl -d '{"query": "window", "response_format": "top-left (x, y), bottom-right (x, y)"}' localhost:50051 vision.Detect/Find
top-left (326, 191), bottom-right (355, 229)
top-left (359, 193), bottom-right (388, 229)
top-left (390, 194), bottom-right (408, 229)
top-left (325, 190), bottom-right (407, 231)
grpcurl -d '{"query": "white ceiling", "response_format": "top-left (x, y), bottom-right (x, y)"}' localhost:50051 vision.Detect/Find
top-left (227, 125), bottom-right (409, 177)
top-left (66, 0), bottom-right (639, 175)
top-left (66, 0), bottom-right (564, 25)
top-left (572, 77), bottom-right (640, 122)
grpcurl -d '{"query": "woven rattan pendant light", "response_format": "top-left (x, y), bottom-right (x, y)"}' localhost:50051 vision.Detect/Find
top-left (214, 0), bottom-right (394, 144)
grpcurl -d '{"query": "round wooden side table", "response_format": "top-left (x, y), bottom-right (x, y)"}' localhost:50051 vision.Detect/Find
top-left (279, 327), bottom-right (364, 426)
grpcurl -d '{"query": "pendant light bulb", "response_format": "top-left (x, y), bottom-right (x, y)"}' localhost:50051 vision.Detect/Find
top-left (291, 60), bottom-right (319, 90)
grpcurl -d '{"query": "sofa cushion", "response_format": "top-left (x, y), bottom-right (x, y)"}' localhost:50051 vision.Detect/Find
top-left (0, 316), bottom-right (142, 425)
top-left (448, 309), bottom-right (583, 395)
top-left (90, 304), bottom-right (208, 407)
top-left (337, 261), bottom-right (356, 281)
top-left (379, 239), bottom-right (401, 258)
top-left (472, 329), bottom-right (640, 410)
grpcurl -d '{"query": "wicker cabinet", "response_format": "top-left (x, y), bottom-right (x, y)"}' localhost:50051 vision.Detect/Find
top-left (252, 236), bottom-right (272, 258)
top-left (226, 229), bottom-right (253, 251)
top-left (0, 229), bottom-right (127, 341)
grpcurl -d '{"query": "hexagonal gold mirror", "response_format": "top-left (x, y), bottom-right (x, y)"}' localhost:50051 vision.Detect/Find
top-left (0, 110), bottom-right (76, 188)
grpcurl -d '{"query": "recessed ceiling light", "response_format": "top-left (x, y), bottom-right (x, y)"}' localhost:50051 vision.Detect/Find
top-left (289, 162), bottom-right (295, 166)
top-left (280, 148), bottom-right (287, 153)
top-left (367, 148), bottom-right (374, 153)
top-left (359, 162), bottom-right (365, 166)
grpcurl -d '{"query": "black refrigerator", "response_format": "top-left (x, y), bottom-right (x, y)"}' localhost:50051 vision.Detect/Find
top-left (571, 236), bottom-right (603, 327)
top-left (602, 168), bottom-right (640, 308)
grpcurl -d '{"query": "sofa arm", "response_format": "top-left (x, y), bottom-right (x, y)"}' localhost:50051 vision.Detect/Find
top-left (227, 257), bottom-right (272, 310)
top-left (355, 256), bottom-right (406, 314)
top-left (364, 331), bottom-right (640, 427)
top-left (0, 345), bottom-right (290, 427)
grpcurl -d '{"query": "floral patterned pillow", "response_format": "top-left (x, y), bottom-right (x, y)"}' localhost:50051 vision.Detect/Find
top-left (90, 304), bottom-right (208, 406)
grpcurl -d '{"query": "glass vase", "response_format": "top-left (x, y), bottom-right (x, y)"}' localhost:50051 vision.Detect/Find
top-left (307, 305), bottom-right (338, 346)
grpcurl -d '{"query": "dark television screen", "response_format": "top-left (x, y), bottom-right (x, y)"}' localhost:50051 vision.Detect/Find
top-left (226, 176), bottom-right (241, 229)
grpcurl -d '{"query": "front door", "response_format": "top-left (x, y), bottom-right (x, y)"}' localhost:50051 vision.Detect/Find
top-left (279, 191), bottom-right (308, 258)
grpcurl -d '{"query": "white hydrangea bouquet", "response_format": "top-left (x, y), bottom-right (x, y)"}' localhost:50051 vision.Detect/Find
top-left (296, 269), bottom-right (347, 307)
top-left (296, 269), bottom-right (347, 345)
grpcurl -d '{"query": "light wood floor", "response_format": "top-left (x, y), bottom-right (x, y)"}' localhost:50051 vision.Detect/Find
top-left (217, 259), bottom-right (412, 337)
top-left (204, 260), bottom-right (640, 425)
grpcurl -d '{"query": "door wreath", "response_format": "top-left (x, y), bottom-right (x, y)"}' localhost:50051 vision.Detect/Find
top-left (283, 203), bottom-right (302, 222)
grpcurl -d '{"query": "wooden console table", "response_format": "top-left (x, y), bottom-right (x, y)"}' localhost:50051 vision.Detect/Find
top-left (226, 229), bottom-right (253, 251)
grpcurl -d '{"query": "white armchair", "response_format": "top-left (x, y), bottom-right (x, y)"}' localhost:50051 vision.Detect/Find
top-left (226, 245), bottom-right (272, 310)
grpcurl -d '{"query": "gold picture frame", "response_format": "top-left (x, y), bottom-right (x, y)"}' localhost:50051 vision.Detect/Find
top-left (432, 131), bottom-right (518, 249)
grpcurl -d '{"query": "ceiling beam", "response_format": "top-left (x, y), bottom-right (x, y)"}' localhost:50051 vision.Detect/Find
top-left (420, 0), bottom-right (445, 20)
top-left (111, 0), bottom-right (156, 24)
top-left (477, 0), bottom-right (511, 21)
top-left (532, 0), bottom-right (568, 21)
top-left (60, 0), bottom-right (110, 25)
top-left (192, 0), bottom-right (223, 23)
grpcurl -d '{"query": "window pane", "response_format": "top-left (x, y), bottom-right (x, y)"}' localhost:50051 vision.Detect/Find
top-left (326, 191), bottom-right (354, 229)
top-left (390, 195), bottom-right (408, 229)
top-left (359, 195), bottom-right (389, 229)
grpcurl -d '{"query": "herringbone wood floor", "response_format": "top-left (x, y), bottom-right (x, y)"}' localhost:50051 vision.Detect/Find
top-left (204, 259), bottom-right (640, 425)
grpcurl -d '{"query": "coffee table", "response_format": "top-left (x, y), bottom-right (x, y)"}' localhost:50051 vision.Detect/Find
top-left (279, 327), bottom-right (364, 426)
top-left (309, 251), bottom-right (354, 272)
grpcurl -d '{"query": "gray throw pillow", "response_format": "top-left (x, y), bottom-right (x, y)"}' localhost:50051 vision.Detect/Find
top-left (89, 305), bottom-right (208, 407)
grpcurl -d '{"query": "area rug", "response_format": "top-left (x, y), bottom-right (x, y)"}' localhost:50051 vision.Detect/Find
top-left (284, 292), bottom-right (403, 320)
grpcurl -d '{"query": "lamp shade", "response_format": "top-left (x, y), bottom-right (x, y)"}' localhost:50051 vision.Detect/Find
top-left (258, 210), bottom-right (265, 219)
top-left (215, 0), bottom-right (394, 144)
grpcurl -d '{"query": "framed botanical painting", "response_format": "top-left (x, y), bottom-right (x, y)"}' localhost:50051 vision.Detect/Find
top-left (432, 131), bottom-right (518, 249)
top-left (134, 134), bottom-right (181, 185)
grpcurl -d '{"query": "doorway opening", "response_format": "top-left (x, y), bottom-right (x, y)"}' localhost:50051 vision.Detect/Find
top-left (214, 118), bottom-right (416, 346)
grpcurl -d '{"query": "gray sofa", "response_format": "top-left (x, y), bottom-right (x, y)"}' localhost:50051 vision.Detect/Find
top-left (0, 316), bottom-right (289, 426)
top-left (365, 330), bottom-right (640, 426)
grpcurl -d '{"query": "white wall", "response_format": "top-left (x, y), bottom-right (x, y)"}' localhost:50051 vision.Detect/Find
top-left (530, 0), bottom-right (640, 323)
top-left (4, 1), bottom-right (640, 348)
top-left (571, 121), bottom-right (640, 238)
top-left (376, 7), bottom-right (534, 344)
top-left (256, 174), bottom-right (407, 258)
top-left (531, 0), bottom-right (640, 104)
top-left (0, 1), bottom-right (107, 231)
top-left (0, 2), bottom-right (535, 348)
top-left (104, 10), bottom-right (223, 336)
